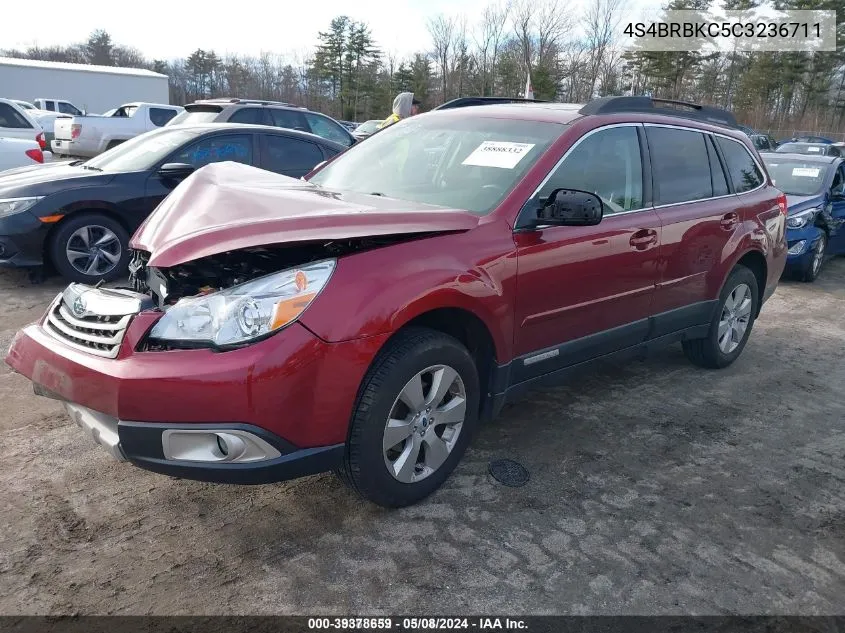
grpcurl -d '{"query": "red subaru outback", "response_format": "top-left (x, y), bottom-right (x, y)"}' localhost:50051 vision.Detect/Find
top-left (5, 97), bottom-right (787, 507)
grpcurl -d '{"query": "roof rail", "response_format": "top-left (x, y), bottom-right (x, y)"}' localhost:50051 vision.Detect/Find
top-left (578, 96), bottom-right (738, 128)
top-left (433, 96), bottom-right (548, 111)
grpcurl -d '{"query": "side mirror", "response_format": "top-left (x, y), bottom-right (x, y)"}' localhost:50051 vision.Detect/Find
top-left (536, 188), bottom-right (604, 227)
top-left (158, 162), bottom-right (195, 180)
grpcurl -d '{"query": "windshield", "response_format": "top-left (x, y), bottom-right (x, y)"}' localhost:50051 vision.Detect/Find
top-left (355, 120), bottom-right (381, 134)
top-left (309, 115), bottom-right (564, 214)
top-left (15, 101), bottom-right (35, 110)
top-left (85, 127), bottom-right (202, 172)
top-left (777, 142), bottom-right (827, 155)
top-left (762, 157), bottom-right (829, 196)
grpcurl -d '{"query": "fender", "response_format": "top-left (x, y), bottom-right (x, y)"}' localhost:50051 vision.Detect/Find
top-left (300, 221), bottom-right (518, 362)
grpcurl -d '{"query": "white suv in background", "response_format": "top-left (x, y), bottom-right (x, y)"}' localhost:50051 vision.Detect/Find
top-left (0, 99), bottom-right (47, 154)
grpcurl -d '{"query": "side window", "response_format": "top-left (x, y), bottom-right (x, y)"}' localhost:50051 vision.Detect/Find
top-left (170, 134), bottom-right (253, 169)
top-left (706, 136), bottom-right (730, 196)
top-left (58, 102), bottom-right (82, 115)
top-left (0, 103), bottom-right (33, 129)
top-left (831, 165), bottom-right (844, 194)
top-left (267, 108), bottom-right (310, 133)
top-left (716, 137), bottom-right (764, 193)
top-left (228, 108), bottom-right (264, 125)
top-left (149, 107), bottom-right (179, 127)
top-left (262, 135), bottom-right (324, 174)
top-left (538, 125), bottom-right (643, 214)
top-left (44, 101), bottom-right (56, 111)
top-left (304, 113), bottom-right (352, 147)
top-left (646, 127), bottom-right (712, 205)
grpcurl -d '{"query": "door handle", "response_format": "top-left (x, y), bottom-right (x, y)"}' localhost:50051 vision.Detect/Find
top-left (720, 212), bottom-right (739, 230)
top-left (630, 229), bottom-right (658, 250)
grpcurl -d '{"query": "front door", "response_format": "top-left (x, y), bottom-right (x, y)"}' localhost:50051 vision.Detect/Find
top-left (512, 124), bottom-right (661, 383)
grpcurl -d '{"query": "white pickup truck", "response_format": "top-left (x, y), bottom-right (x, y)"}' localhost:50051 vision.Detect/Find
top-left (32, 98), bottom-right (85, 116)
top-left (52, 102), bottom-right (184, 158)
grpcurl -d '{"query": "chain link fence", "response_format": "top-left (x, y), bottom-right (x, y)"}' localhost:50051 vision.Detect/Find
top-left (760, 129), bottom-right (845, 143)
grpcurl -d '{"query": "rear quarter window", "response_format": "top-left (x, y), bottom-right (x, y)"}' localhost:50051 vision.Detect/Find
top-left (716, 137), bottom-right (764, 193)
top-left (0, 103), bottom-right (33, 129)
top-left (149, 108), bottom-right (179, 127)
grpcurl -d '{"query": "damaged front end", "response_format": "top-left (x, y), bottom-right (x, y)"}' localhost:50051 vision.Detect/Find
top-left (127, 234), bottom-right (434, 352)
top-left (128, 235), bottom-right (427, 307)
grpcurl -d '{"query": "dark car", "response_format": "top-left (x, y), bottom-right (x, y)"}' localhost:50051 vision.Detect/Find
top-left (5, 96), bottom-right (787, 508)
top-left (777, 135), bottom-right (835, 145)
top-left (762, 153), bottom-right (845, 281)
top-left (775, 142), bottom-right (841, 157)
top-left (167, 99), bottom-right (356, 148)
top-left (0, 123), bottom-right (345, 283)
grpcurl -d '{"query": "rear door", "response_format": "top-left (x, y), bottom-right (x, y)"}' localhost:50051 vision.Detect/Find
top-left (649, 125), bottom-right (765, 331)
top-left (512, 123), bottom-right (661, 382)
top-left (303, 112), bottom-right (354, 147)
top-left (258, 133), bottom-right (327, 177)
top-left (266, 108), bottom-right (310, 133)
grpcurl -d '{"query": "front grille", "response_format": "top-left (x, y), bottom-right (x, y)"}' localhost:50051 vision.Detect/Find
top-left (44, 297), bottom-right (133, 358)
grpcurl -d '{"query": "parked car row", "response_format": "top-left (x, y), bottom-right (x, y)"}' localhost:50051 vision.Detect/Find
top-left (5, 95), bottom-right (791, 509)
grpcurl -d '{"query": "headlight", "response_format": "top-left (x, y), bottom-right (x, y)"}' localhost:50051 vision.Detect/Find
top-left (149, 259), bottom-right (336, 347)
top-left (0, 197), bottom-right (43, 219)
top-left (786, 206), bottom-right (821, 229)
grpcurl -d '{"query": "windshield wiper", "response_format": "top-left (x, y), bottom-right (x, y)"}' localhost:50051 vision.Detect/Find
top-left (369, 192), bottom-right (385, 196)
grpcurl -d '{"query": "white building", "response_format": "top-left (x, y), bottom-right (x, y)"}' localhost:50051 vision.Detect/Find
top-left (0, 57), bottom-right (171, 114)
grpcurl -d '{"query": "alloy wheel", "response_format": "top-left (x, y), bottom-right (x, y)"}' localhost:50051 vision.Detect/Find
top-left (812, 235), bottom-right (826, 276)
top-left (717, 283), bottom-right (752, 354)
top-left (66, 225), bottom-right (122, 277)
top-left (382, 364), bottom-right (467, 483)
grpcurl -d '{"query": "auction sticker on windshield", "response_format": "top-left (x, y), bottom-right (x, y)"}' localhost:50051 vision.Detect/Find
top-left (793, 167), bottom-right (821, 177)
top-left (462, 141), bottom-right (536, 169)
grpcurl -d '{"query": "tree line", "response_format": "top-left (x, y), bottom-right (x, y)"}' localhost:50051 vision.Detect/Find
top-left (3, 0), bottom-right (844, 133)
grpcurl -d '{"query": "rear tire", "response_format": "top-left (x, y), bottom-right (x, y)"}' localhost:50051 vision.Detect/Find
top-left (336, 327), bottom-right (480, 508)
top-left (49, 213), bottom-right (129, 284)
top-left (682, 265), bottom-right (759, 369)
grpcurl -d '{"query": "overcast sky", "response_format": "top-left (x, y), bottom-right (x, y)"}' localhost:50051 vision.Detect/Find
top-left (5, 0), bottom-right (656, 62)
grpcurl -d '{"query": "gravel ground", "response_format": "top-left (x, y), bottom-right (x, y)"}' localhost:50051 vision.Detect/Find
top-left (0, 261), bottom-right (844, 615)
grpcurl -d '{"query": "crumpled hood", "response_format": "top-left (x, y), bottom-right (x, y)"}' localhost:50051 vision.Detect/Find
top-left (130, 161), bottom-right (480, 267)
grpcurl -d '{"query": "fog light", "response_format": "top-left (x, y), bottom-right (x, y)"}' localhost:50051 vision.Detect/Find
top-left (788, 240), bottom-right (806, 255)
top-left (161, 429), bottom-right (282, 463)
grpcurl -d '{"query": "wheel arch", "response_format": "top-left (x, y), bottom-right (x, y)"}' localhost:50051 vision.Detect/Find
top-left (731, 248), bottom-right (767, 317)
top-left (376, 304), bottom-right (501, 421)
top-left (44, 205), bottom-right (131, 267)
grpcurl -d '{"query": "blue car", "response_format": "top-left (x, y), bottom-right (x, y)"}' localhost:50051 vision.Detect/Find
top-left (762, 153), bottom-right (845, 281)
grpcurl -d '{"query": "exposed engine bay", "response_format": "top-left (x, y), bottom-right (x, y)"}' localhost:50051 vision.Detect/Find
top-left (128, 235), bottom-right (431, 307)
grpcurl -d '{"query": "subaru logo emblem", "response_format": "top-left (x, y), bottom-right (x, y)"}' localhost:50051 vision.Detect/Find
top-left (72, 296), bottom-right (86, 317)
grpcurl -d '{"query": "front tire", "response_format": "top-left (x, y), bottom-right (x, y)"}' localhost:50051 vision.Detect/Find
top-left (49, 213), bottom-right (129, 284)
top-left (337, 327), bottom-right (480, 508)
top-left (682, 265), bottom-right (759, 369)
top-left (798, 233), bottom-right (826, 282)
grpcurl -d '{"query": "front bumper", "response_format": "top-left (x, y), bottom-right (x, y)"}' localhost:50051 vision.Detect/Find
top-left (0, 212), bottom-right (48, 267)
top-left (5, 304), bottom-right (389, 483)
top-left (51, 138), bottom-right (97, 157)
top-left (785, 226), bottom-right (824, 269)
top-left (55, 399), bottom-right (344, 484)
